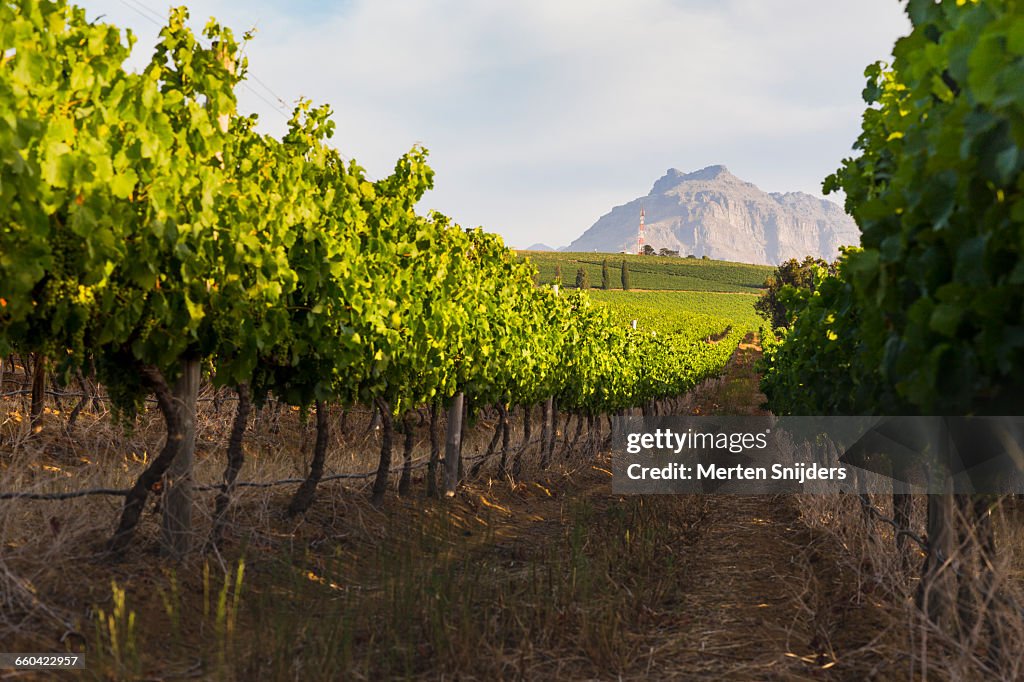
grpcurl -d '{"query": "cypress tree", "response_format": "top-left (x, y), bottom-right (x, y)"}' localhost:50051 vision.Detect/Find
top-left (554, 263), bottom-right (562, 283)
top-left (601, 258), bottom-right (610, 290)
top-left (575, 266), bottom-right (589, 289)
top-left (621, 260), bottom-right (631, 290)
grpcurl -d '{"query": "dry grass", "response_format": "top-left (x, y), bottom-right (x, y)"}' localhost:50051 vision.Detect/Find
top-left (681, 336), bottom-right (1024, 680)
top-left (0, 388), bottom-right (531, 635)
top-left (1, 382), bottom-right (652, 679)
top-left (3, 348), bottom-right (1024, 680)
top-left (0, 385), bottom-right (719, 679)
top-left (791, 492), bottom-right (1024, 681)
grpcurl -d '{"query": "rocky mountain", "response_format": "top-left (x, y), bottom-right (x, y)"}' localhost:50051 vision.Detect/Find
top-left (567, 166), bottom-right (860, 265)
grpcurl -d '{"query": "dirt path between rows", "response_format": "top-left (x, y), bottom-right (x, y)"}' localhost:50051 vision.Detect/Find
top-left (454, 336), bottom-right (894, 680)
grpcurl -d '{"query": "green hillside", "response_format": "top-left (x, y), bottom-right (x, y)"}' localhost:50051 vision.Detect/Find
top-left (518, 251), bottom-right (772, 293)
top-left (588, 290), bottom-right (763, 334)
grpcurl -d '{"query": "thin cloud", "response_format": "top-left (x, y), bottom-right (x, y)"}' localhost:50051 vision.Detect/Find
top-left (79, 0), bottom-right (909, 247)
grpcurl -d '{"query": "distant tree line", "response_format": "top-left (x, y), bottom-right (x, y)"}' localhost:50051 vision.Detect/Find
top-left (638, 245), bottom-right (682, 257)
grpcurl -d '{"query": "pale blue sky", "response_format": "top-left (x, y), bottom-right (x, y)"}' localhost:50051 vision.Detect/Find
top-left (78, 0), bottom-right (911, 248)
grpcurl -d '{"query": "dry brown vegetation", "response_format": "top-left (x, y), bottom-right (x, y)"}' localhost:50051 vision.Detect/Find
top-left (2, 346), bottom-right (1024, 680)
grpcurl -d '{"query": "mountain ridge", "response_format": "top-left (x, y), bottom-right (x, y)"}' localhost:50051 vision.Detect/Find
top-left (566, 166), bottom-right (859, 265)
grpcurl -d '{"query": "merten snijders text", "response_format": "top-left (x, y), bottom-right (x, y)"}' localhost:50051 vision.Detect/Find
top-left (625, 462), bottom-right (848, 483)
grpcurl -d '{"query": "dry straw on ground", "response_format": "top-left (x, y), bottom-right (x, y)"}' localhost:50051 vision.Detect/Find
top-left (2, 347), bottom-right (1024, 680)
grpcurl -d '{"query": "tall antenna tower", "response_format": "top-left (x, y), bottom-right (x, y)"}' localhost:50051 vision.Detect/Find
top-left (637, 207), bottom-right (646, 255)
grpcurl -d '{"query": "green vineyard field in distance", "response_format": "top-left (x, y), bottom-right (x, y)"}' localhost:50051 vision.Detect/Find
top-left (518, 250), bottom-right (773, 293)
top-left (590, 294), bottom-right (727, 339)
top-left (584, 289), bottom-right (761, 396)
top-left (560, 250), bottom-right (768, 366)
top-left (588, 290), bottom-right (763, 337)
